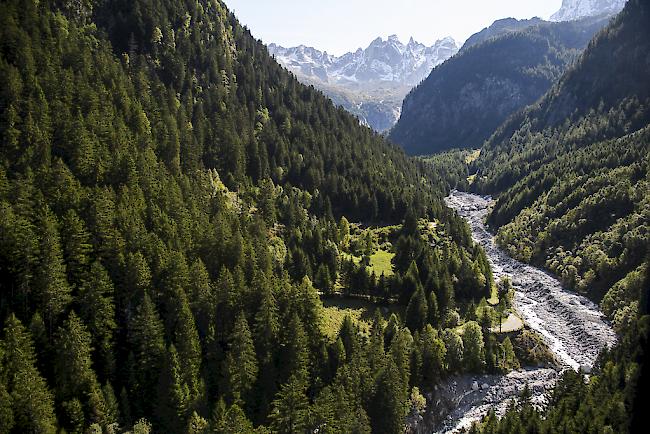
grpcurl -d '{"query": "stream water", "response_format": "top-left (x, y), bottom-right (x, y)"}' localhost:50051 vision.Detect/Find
top-left (428, 191), bottom-right (617, 433)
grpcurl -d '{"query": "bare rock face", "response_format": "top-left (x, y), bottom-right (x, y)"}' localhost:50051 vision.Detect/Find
top-left (551, 0), bottom-right (626, 22)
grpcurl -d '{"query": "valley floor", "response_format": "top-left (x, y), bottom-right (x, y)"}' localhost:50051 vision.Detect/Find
top-left (425, 191), bottom-right (617, 433)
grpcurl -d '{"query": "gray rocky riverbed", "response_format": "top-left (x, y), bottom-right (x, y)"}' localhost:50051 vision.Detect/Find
top-left (421, 191), bottom-right (617, 433)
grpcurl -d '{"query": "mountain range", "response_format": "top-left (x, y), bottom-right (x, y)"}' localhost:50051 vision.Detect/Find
top-left (269, 0), bottom-right (627, 134)
top-left (269, 36), bottom-right (458, 131)
top-left (0, 0), bottom-right (648, 432)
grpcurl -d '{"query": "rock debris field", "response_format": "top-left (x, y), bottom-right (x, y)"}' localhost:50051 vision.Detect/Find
top-left (430, 191), bottom-right (617, 433)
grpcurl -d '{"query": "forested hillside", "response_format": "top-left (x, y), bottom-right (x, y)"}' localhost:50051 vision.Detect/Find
top-left (0, 0), bottom-right (508, 432)
top-left (475, 0), bottom-right (649, 322)
top-left (468, 0), bottom-right (650, 431)
top-left (389, 16), bottom-right (609, 156)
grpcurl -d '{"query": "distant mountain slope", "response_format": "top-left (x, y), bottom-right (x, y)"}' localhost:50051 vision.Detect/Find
top-left (475, 0), bottom-right (649, 319)
top-left (0, 0), bottom-right (492, 432)
top-left (473, 3), bottom-right (649, 430)
top-left (460, 17), bottom-right (545, 51)
top-left (551, 0), bottom-right (626, 21)
top-left (269, 36), bottom-right (458, 131)
top-left (389, 16), bottom-right (610, 156)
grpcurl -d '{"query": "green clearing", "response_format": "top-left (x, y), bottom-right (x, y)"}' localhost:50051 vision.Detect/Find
top-left (465, 149), bottom-right (481, 164)
top-left (368, 249), bottom-right (394, 276)
top-left (321, 297), bottom-right (402, 341)
top-left (340, 249), bottom-right (395, 276)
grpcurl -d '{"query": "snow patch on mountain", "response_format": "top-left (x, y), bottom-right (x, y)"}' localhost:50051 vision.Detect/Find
top-left (269, 36), bottom-right (457, 87)
top-left (550, 0), bottom-right (626, 21)
top-left (268, 36), bottom-right (458, 132)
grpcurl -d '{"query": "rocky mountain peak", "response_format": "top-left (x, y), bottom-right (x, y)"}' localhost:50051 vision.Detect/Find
top-left (550, 0), bottom-right (626, 21)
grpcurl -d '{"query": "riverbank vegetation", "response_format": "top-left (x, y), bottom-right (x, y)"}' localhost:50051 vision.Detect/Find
top-left (465, 0), bottom-right (650, 431)
top-left (0, 0), bottom-right (531, 432)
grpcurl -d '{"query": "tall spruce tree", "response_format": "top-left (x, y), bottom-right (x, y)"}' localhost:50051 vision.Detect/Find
top-left (1, 314), bottom-right (57, 433)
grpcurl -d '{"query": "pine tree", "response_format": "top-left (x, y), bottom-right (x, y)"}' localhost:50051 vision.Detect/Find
top-left (442, 329), bottom-right (464, 373)
top-left (369, 357), bottom-right (408, 434)
top-left (294, 276), bottom-right (324, 353)
top-left (338, 315), bottom-right (360, 361)
top-left (60, 209), bottom-right (92, 288)
top-left (389, 328), bottom-right (413, 388)
top-left (280, 313), bottom-right (310, 384)
top-left (55, 311), bottom-right (105, 425)
top-left (78, 261), bottom-right (116, 379)
top-left (405, 287), bottom-right (428, 332)
top-left (269, 375), bottom-right (310, 434)
top-left (462, 321), bottom-right (485, 373)
top-left (420, 325), bottom-right (446, 388)
top-left (0, 379), bottom-right (14, 433)
top-left (36, 206), bottom-right (72, 332)
top-left (222, 313), bottom-right (258, 405)
top-left (427, 290), bottom-right (439, 328)
top-left (121, 251), bottom-right (152, 313)
top-left (1, 314), bottom-right (57, 433)
top-left (173, 290), bottom-right (202, 405)
top-left (400, 260), bottom-right (422, 304)
top-left (156, 344), bottom-right (190, 432)
top-left (188, 258), bottom-right (215, 338)
top-left (127, 292), bottom-right (165, 416)
top-left (211, 399), bottom-right (255, 434)
top-left (253, 279), bottom-right (280, 420)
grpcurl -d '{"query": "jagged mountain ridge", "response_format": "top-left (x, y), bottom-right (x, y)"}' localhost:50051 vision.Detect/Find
top-left (269, 36), bottom-right (458, 132)
top-left (269, 35), bottom-right (458, 87)
top-left (551, 0), bottom-right (627, 21)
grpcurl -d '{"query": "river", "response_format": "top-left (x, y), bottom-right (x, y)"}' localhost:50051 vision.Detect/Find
top-left (428, 191), bottom-right (617, 433)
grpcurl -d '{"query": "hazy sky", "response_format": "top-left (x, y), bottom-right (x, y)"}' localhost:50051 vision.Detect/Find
top-left (226, 0), bottom-right (564, 55)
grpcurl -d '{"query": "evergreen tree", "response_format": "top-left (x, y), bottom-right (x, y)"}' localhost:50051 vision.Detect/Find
top-left (420, 325), bottom-right (446, 388)
top-left (127, 292), bottom-right (165, 417)
top-left (462, 321), bottom-right (485, 373)
top-left (405, 287), bottom-right (428, 332)
top-left (269, 375), bottom-right (310, 434)
top-left (156, 344), bottom-right (190, 432)
top-left (55, 311), bottom-right (106, 428)
top-left (280, 313), bottom-right (310, 384)
top-left (369, 357), bottom-right (408, 434)
top-left (442, 329), bottom-right (464, 373)
top-left (222, 313), bottom-right (258, 405)
top-left (0, 379), bottom-right (14, 433)
top-left (60, 209), bottom-right (92, 288)
top-left (211, 399), bottom-right (256, 433)
top-left (427, 290), bottom-right (439, 328)
top-left (78, 261), bottom-right (116, 379)
top-left (36, 206), bottom-right (72, 332)
top-left (173, 290), bottom-right (203, 406)
top-left (1, 314), bottom-right (57, 433)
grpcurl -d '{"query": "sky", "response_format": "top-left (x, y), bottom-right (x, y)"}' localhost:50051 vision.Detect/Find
top-left (226, 0), bottom-right (564, 55)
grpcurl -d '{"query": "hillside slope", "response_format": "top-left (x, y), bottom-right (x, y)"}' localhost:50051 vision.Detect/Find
top-left (468, 2), bottom-right (649, 432)
top-left (389, 16), bottom-right (610, 156)
top-left (475, 0), bottom-right (649, 327)
top-left (0, 0), bottom-right (495, 432)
